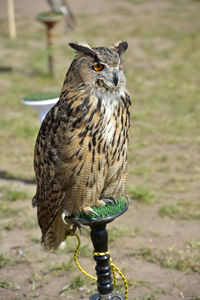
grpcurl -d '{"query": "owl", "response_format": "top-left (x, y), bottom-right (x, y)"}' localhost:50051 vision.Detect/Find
top-left (32, 41), bottom-right (131, 249)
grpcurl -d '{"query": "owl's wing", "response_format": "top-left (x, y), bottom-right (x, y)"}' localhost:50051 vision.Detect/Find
top-left (33, 100), bottom-right (72, 238)
top-left (33, 92), bottom-right (92, 239)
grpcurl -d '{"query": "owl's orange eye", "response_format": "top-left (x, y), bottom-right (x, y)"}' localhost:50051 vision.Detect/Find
top-left (92, 63), bottom-right (104, 72)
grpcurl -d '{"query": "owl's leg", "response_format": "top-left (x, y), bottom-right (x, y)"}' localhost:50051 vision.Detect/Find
top-left (100, 196), bottom-right (117, 205)
top-left (82, 206), bottom-right (100, 218)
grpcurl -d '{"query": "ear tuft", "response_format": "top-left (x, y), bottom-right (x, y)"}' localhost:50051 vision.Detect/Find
top-left (112, 41), bottom-right (128, 55)
top-left (69, 42), bottom-right (99, 60)
top-left (77, 42), bottom-right (92, 49)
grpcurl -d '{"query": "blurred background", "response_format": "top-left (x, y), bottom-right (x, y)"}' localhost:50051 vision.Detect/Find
top-left (0, 0), bottom-right (200, 299)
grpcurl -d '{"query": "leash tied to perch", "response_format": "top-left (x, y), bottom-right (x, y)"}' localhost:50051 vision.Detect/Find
top-left (68, 230), bottom-right (128, 300)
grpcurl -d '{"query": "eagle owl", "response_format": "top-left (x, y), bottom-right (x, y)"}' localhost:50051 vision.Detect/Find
top-left (33, 41), bottom-right (131, 249)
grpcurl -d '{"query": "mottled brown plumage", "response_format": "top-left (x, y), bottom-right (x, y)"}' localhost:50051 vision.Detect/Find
top-left (33, 41), bottom-right (131, 249)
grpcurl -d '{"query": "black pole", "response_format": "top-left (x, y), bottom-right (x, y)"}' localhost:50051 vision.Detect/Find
top-left (89, 223), bottom-right (124, 300)
top-left (90, 224), bottom-right (113, 298)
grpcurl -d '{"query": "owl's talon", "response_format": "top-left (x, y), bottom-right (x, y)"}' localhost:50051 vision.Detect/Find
top-left (89, 208), bottom-right (100, 218)
top-left (125, 194), bottom-right (130, 204)
top-left (73, 223), bottom-right (82, 234)
top-left (62, 210), bottom-right (69, 225)
top-left (102, 196), bottom-right (117, 205)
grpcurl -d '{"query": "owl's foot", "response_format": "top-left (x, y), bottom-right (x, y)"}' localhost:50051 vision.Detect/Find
top-left (100, 196), bottom-right (117, 206)
top-left (82, 206), bottom-right (100, 218)
top-left (62, 210), bottom-right (82, 233)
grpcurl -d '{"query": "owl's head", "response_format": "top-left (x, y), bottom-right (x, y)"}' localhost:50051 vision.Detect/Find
top-left (67, 41), bottom-right (128, 92)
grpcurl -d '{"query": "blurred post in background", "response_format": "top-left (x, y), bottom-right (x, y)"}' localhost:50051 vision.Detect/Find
top-left (7, 0), bottom-right (16, 39)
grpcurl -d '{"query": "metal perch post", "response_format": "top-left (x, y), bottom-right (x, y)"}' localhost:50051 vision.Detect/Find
top-left (36, 12), bottom-right (62, 76)
top-left (70, 203), bottom-right (128, 300)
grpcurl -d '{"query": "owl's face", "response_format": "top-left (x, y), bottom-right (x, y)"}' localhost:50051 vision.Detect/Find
top-left (68, 42), bottom-right (128, 92)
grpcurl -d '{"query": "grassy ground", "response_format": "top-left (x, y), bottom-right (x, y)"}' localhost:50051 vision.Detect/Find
top-left (0, 0), bottom-right (200, 299)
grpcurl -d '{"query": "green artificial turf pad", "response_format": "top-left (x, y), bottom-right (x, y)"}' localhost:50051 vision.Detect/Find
top-left (23, 91), bottom-right (60, 101)
top-left (74, 199), bottom-right (126, 221)
top-left (37, 12), bottom-right (63, 19)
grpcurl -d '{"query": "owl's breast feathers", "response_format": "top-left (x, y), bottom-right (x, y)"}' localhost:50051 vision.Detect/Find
top-left (33, 88), bottom-right (131, 244)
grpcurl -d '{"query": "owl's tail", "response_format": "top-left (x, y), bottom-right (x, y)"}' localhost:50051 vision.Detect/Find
top-left (42, 212), bottom-right (72, 250)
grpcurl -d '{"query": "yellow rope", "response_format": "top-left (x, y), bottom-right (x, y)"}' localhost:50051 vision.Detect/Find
top-left (73, 232), bottom-right (97, 281)
top-left (68, 231), bottom-right (128, 300)
top-left (93, 250), bottom-right (110, 256)
top-left (109, 257), bottom-right (128, 300)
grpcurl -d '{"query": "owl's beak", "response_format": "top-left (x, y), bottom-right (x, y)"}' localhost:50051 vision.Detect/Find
top-left (113, 71), bottom-right (119, 86)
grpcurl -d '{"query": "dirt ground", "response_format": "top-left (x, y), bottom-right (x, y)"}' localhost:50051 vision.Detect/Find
top-left (0, 0), bottom-right (200, 299)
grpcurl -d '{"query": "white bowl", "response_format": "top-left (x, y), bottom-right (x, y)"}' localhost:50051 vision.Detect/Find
top-left (21, 97), bottom-right (59, 123)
